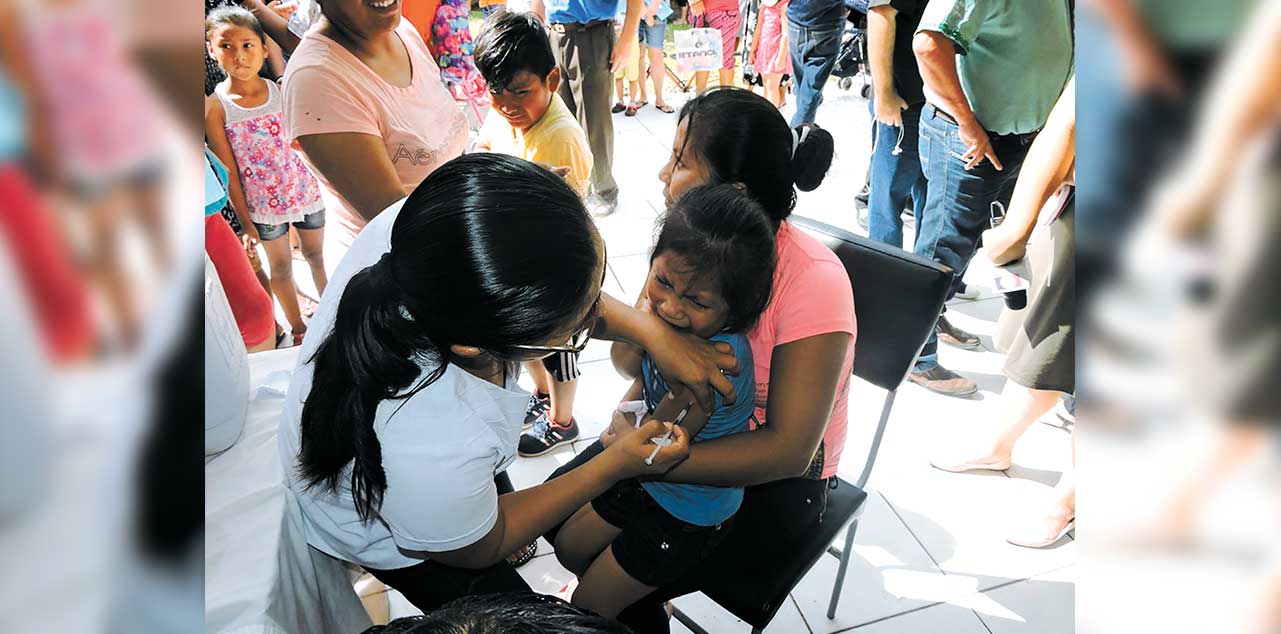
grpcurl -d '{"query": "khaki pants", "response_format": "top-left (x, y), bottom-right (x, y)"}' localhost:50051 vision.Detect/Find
top-left (551, 20), bottom-right (619, 202)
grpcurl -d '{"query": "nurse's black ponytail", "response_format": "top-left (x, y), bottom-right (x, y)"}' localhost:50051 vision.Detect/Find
top-left (297, 154), bottom-right (601, 522)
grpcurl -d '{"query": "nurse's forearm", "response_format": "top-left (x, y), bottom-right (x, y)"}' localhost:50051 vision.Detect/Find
top-left (487, 458), bottom-right (620, 564)
top-left (594, 293), bottom-right (663, 349)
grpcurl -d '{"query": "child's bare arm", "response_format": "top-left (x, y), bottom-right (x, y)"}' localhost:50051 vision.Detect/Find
top-left (204, 96), bottom-right (258, 242)
top-left (644, 389), bottom-right (711, 443)
top-left (611, 340), bottom-right (645, 379)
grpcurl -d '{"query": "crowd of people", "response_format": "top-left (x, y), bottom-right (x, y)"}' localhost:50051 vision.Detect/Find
top-left (194, 0), bottom-right (1085, 629)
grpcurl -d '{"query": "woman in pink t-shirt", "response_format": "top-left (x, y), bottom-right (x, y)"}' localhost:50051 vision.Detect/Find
top-left (282, 0), bottom-right (468, 249)
top-left (546, 88), bottom-right (855, 631)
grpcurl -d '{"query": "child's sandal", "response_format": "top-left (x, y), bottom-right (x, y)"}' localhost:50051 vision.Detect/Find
top-left (611, 101), bottom-right (627, 114)
top-left (291, 331), bottom-right (306, 347)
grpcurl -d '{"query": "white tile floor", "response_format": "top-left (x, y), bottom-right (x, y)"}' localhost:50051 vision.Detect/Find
top-left (289, 79), bottom-right (1074, 632)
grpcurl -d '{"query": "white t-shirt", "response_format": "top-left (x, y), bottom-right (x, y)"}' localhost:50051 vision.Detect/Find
top-left (277, 197), bottom-right (530, 570)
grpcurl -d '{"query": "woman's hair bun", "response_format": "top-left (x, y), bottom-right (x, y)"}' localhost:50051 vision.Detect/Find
top-left (790, 124), bottom-right (834, 192)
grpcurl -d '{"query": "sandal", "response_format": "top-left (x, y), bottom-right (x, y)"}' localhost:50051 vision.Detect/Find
top-left (291, 331), bottom-right (306, 347)
top-left (655, 103), bottom-right (675, 114)
top-left (506, 541), bottom-right (537, 568)
top-left (625, 104), bottom-right (639, 117)
top-left (611, 101), bottom-right (627, 114)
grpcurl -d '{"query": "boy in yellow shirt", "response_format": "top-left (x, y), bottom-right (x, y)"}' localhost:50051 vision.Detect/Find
top-left (475, 12), bottom-right (594, 197)
top-left (474, 11), bottom-right (595, 464)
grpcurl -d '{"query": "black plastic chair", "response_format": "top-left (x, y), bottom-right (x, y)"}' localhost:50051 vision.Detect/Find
top-left (670, 217), bottom-right (952, 633)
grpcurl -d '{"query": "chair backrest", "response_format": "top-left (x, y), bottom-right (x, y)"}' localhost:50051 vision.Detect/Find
top-left (791, 217), bottom-right (952, 392)
top-left (684, 219), bottom-right (953, 629)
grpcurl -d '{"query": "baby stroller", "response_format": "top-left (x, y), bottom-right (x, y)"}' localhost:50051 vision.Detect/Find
top-left (831, 0), bottom-right (870, 96)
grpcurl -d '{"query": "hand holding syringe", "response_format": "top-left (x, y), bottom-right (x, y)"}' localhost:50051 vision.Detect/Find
top-left (645, 403), bottom-right (693, 466)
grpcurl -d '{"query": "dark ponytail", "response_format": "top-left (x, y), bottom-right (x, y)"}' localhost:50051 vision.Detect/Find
top-left (298, 154), bottom-right (601, 521)
top-left (676, 87), bottom-right (834, 224)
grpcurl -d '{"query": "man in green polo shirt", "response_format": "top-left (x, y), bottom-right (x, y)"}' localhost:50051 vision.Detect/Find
top-left (905, 0), bottom-right (1072, 397)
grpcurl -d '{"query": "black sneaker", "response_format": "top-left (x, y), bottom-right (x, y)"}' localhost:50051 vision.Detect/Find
top-left (524, 392), bottom-right (550, 431)
top-left (518, 413), bottom-right (579, 457)
top-left (936, 314), bottom-right (982, 349)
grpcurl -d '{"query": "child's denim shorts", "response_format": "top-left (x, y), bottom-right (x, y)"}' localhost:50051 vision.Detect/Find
top-left (639, 21), bottom-right (666, 48)
top-left (253, 209), bottom-right (325, 241)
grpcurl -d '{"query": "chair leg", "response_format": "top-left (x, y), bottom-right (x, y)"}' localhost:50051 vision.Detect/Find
top-left (827, 519), bottom-right (860, 619)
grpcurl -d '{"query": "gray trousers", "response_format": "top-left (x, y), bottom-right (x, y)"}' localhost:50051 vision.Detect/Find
top-left (551, 20), bottom-right (618, 201)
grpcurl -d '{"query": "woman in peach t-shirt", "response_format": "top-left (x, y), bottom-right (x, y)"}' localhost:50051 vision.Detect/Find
top-left (543, 88), bottom-right (856, 632)
top-left (283, 0), bottom-right (468, 249)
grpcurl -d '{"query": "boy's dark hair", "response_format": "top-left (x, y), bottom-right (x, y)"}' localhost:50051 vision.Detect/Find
top-left (653, 184), bottom-right (777, 333)
top-left (205, 3), bottom-right (266, 45)
top-left (361, 593), bottom-right (632, 634)
top-left (473, 11), bottom-right (557, 91)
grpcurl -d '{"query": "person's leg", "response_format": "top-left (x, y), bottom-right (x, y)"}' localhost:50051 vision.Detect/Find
top-left (554, 504), bottom-right (623, 576)
top-left (763, 73), bottom-right (782, 107)
top-left (867, 101), bottom-right (926, 249)
top-left (718, 68), bottom-right (735, 88)
top-left (366, 557), bottom-right (532, 615)
top-left (693, 70), bottom-right (709, 93)
top-left (581, 24), bottom-right (619, 202)
top-left (548, 377), bottom-right (578, 424)
top-left (714, 10), bottom-right (740, 89)
top-left (573, 546), bottom-right (659, 619)
top-left (205, 214), bottom-right (276, 352)
top-left (525, 360), bottom-right (552, 395)
top-left (648, 46), bottom-right (669, 108)
top-left (128, 180), bottom-right (172, 269)
top-left (787, 18), bottom-right (841, 127)
top-left (615, 75), bottom-right (627, 107)
top-left (85, 189), bottom-right (140, 349)
top-left (931, 381), bottom-right (1063, 471)
top-left (260, 232), bottom-right (306, 336)
top-left (296, 226), bottom-right (328, 296)
top-left (912, 106), bottom-right (1018, 373)
top-left (1007, 430), bottom-right (1075, 548)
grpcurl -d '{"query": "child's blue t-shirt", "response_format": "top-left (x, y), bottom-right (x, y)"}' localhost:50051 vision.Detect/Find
top-left (640, 332), bottom-right (755, 526)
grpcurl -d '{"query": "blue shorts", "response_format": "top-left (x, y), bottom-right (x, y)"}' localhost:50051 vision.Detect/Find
top-left (639, 21), bottom-right (666, 48)
top-left (253, 209), bottom-right (325, 241)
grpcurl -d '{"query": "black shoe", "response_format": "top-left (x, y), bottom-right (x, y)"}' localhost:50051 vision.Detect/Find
top-left (908, 365), bottom-right (978, 397)
top-left (855, 185), bottom-right (869, 229)
top-left (936, 315), bottom-right (981, 349)
top-left (524, 392), bottom-right (550, 431)
top-left (518, 413), bottom-right (579, 457)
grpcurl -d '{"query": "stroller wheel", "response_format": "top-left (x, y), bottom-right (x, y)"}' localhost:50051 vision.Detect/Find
top-left (860, 83), bottom-right (872, 99)
top-left (838, 77), bottom-right (853, 91)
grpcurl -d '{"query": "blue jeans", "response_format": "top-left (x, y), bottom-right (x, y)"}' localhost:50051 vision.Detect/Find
top-left (913, 104), bottom-right (1034, 371)
top-left (867, 100), bottom-right (927, 248)
top-left (787, 19), bottom-right (842, 127)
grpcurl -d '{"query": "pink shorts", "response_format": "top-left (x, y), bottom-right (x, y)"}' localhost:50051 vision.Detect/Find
top-left (691, 9), bottom-right (742, 70)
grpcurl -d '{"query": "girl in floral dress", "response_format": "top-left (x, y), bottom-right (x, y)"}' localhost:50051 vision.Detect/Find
top-left (205, 5), bottom-right (327, 347)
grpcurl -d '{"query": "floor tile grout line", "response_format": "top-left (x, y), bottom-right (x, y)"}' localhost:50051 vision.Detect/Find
top-left (826, 599), bottom-right (950, 633)
top-left (973, 608), bottom-right (997, 634)
top-left (789, 593), bottom-right (816, 634)
top-left (877, 490), bottom-right (945, 573)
